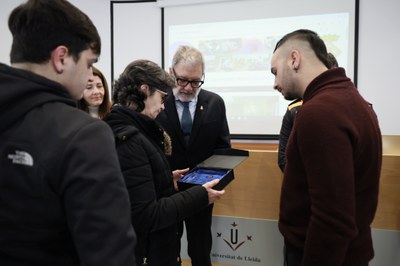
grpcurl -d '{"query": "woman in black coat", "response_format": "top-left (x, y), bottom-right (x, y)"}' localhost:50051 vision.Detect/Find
top-left (104, 59), bottom-right (224, 266)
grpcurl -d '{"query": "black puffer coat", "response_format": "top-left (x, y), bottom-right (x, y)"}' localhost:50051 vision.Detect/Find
top-left (0, 63), bottom-right (136, 266)
top-left (104, 105), bottom-right (209, 266)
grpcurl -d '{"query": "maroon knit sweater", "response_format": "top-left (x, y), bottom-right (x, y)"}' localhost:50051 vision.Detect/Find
top-left (279, 67), bottom-right (382, 266)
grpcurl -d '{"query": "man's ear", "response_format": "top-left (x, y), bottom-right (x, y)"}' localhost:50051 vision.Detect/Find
top-left (290, 49), bottom-right (300, 71)
top-left (51, 45), bottom-right (68, 74)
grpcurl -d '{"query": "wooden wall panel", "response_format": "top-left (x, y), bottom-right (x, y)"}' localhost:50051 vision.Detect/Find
top-left (372, 155), bottom-right (400, 230)
top-left (216, 136), bottom-right (400, 230)
top-left (213, 151), bottom-right (282, 220)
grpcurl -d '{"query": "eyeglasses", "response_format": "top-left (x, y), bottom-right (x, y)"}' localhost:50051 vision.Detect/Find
top-left (155, 89), bottom-right (168, 104)
top-left (172, 68), bottom-right (204, 88)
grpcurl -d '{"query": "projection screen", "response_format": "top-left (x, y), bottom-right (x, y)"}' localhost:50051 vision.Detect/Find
top-left (162, 0), bottom-right (359, 138)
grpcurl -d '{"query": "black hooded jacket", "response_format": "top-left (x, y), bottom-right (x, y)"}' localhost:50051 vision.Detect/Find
top-left (0, 63), bottom-right (136, 266)
top-left (104, 105), bottom-right (209, 266)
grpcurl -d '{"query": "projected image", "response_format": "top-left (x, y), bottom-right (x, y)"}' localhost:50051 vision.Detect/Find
top-left (166, 12), bottom-right (351, 135)
top-left (198, 38), bottom-right (266, 72)
top-left (220, 90), bottom-right (287, 134)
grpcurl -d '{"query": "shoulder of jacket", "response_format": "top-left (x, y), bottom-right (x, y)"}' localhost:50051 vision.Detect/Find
top-left (199, 89), bottom-right (219, 99)
top-left (115, 126), bottom-right (140, 142)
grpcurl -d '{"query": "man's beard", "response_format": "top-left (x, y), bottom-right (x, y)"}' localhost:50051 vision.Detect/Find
top-left (284, 91), bottom-right (298, 101)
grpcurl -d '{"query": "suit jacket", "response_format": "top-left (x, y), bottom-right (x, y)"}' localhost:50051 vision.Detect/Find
top-left (157, 88), bottom-right (231, 170)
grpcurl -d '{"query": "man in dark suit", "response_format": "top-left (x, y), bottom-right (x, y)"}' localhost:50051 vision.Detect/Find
top-left (157, 45), bottom-right (231, 266)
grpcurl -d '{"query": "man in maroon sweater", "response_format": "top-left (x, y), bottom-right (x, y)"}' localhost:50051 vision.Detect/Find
top-left (270, 29), bottom-right (382, 266)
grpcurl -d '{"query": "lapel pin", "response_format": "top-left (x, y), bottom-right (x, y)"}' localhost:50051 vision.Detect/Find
top-left (200, 105), bottom-right (203, 110)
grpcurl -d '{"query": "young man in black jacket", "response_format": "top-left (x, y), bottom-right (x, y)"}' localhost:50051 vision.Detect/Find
top-left (0, 1), bottom-right (136, 265)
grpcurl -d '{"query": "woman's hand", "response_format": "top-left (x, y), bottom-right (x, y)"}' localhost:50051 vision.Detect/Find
top-left (203, 179), bottom-right (225, 204)
top-left (172, 168), bottom-right (190, 191)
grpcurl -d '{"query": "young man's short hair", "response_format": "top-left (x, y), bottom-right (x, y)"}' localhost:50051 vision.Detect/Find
top-left (8, 0), bottom-right (101, 64)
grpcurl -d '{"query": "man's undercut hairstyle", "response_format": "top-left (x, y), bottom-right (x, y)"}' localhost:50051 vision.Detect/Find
top-left (327, 52), bottom-right (339, 68)
top-left (274, 29), bottom-right (330, 69)
top-left (8, 0), bottom-right (101, 64)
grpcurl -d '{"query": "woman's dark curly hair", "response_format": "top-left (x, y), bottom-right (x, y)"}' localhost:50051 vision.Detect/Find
top-left (112, 59), bottom-right (175, 112)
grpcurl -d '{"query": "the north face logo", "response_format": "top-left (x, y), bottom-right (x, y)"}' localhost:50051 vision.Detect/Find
top-left (8, 150), bottom-right (33, 166)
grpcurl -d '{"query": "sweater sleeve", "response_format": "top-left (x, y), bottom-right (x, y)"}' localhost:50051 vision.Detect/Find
top-left (295, 105), bottom-right (358, 266)
top-left (60, 120), bottom-right (136, 266)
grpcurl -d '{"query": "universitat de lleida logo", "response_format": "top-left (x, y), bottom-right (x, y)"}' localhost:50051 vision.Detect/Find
top-left (212, 221), bottom-right (261, 263)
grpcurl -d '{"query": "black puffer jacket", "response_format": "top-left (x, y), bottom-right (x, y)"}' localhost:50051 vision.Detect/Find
top-left (104, 106), bottom-right (209, 266)
top-left (0, 63), bottom-right (136, 266)
top-left (278, 98), bottom-right (302, 172)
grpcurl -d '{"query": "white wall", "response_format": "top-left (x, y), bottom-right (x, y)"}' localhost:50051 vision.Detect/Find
top-left (0, 0), bottom-right (113, 87)
top-left (0, 0), bottom-right (25, 65)
top-left (68, 0), bottom-right (113, 86)
top-left (358, 0), bottom-right (400, 135)
top-left (1, 0), bottom-right (399, 135)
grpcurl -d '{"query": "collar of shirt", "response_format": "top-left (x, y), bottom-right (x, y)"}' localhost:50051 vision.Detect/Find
top-left (174, 92), bottom-right (198, 122)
